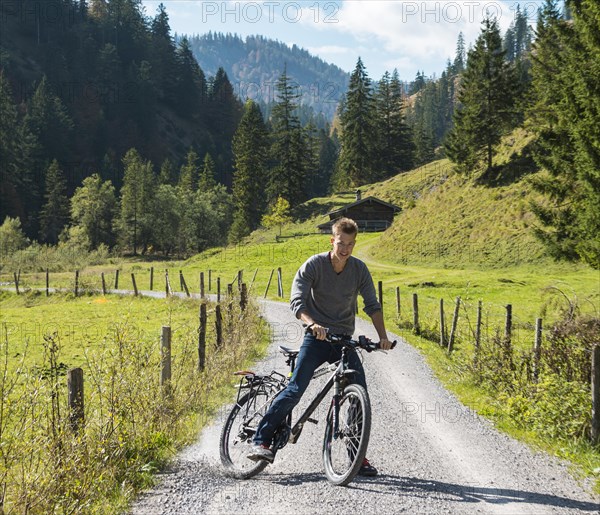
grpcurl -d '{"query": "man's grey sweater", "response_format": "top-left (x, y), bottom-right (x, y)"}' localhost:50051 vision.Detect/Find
top-left (290, 252), bottom-right (382, 335)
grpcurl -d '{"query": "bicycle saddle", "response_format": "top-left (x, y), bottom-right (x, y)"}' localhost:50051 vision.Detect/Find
top-left (278, 345), bottom-right (299, 358)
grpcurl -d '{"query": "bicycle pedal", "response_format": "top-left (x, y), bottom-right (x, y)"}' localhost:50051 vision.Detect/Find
top-left (307, 417), bottom-right (318, 424)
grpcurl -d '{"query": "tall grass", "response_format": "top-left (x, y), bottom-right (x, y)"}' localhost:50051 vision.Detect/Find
top-left (0, 293), bottom-right (268, 513)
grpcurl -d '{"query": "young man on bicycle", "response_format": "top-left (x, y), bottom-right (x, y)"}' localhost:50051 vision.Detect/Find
top-left (248, 217), bottom-right (394, 476)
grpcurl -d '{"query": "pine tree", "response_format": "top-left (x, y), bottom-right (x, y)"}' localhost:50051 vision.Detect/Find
top-left (445, 17), bottom-right (518, 175)
top-left (158, 158), bottom-right (176, 185)
top-left (208, 68), bottom-right (243, 186)
top-left (376, 70), bottom-right (414, 176)
top-left (150, 2), bottom-right (178, 103)
top-left (268, 66), bottom-right (307, 205)
top-left (39, 160), bottom-right (69, 244)
top-left (338, 57), bottom-right (378, 186)
top-left (175, 37), bottom-right (207, 117)
top-left (118, 148), bottom-right (155, 254)
top-left (199, 153), bottom-right (217, 191)
top-left (528, 0), bottom-right (600, 267)
top-left (179, 148), bottom-right (200, 192)
top-left (24, 75), bottom-right (74, 165)
top-left (453, 32), bottom-right (466, 74)
top-left (230, 100), bottom-right (269, 242)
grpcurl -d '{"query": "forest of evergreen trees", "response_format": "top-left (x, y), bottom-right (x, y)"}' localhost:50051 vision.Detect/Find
top-left (1, 0), bottom-right (598, 267)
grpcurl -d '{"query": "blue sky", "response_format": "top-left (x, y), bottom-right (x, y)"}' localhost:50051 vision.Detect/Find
top-left (141, 1), bottom-right (543, 81)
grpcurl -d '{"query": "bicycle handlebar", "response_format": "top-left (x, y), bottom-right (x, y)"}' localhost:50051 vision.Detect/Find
top-left (326, 333), bottom-right (397, 352)
top-left (303, 324), bottom-right (396, 352)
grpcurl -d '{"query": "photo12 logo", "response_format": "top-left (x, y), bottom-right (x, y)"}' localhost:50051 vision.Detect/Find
top-left (200, 1), bottom-right (339, 24)
top-left (396, 1), bottom-right (541, 24)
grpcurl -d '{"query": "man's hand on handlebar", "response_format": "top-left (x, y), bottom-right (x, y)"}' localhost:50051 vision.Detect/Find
top-left (378, 338), bottom-right (394, 351)
top-left (307, 322), bottom-right (328, 341)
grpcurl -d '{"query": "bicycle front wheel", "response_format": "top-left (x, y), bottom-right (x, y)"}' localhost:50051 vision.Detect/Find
top-left (220, 386), bottom-right (278, 479)
top-left (322, 384), bottom-right (371, 486)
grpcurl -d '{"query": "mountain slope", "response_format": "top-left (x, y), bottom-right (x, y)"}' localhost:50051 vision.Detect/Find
top-left (185, 33), bottom-right (349, 121)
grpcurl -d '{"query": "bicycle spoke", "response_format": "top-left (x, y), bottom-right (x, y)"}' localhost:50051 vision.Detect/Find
top-left (322, 385), bottom-right (371, 485)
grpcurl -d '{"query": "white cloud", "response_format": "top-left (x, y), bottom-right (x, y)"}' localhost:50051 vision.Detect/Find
top-left (328, 1), bottom-right (517, 60)
top-left (305, 45), bottom-right (352, 56)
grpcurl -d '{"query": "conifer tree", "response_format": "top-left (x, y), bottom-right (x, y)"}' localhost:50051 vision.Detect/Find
top-left (179, 148), bottom-right (200, 191)
top-left (199, 153), bottom-right (217, 191)
top-left (453, 32), bottom-right (466, 74)
top-left (24, 75), bottom-right (73, 165)
top-left (175, 37), bottom-right (207, 117)
top-left (528, 0), bottom-right (600, 267)
top-left (0, 73), bottom-right (37, 225)
top-left (445, 17), bottom-right (517, 174)
top-left (150, 2), bottom-right (178, 103)
top-left (158, 158), bottom-right (176, 185)
top-left (338, 57), bottom-right (378, 186)
top-left (230, 100), bottom-right (269, 242)
top-left (208, 68), bottom-right (243, 185)
top-left (39, 160), bottom-right (69, 244)
top-left (118, 148), bottom-right (155, 254)
top-left (376, 69), bottom-right (414, 175)
top-left (268, 66), bottom-right (307, 205)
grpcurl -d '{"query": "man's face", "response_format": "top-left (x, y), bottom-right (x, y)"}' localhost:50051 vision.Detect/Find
top-left (330, 231), bottom-right (356, 263)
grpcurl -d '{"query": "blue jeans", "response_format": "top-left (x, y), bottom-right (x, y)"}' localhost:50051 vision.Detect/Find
top-left (253, 332), bottom-right (367, 446)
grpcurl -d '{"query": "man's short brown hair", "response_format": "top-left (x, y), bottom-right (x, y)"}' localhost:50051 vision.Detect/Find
top-left (332, 217), bottom-right (358, 236)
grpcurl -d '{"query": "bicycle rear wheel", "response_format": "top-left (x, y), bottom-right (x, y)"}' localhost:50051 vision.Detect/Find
top-left (322, 384), bottom-right (371, 486)
top-left (220, 386), bottom-right (278, 479)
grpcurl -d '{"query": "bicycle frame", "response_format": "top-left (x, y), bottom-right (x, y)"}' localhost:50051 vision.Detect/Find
top-left (287, 344), bottom-right (356, 445)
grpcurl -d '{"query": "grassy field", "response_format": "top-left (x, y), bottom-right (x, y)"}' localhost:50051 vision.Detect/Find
top-left (0, 290), bottom-right (270, 513)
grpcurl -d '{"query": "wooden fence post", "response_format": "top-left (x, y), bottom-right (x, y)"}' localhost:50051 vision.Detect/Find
top-left (208, 270), bottom-right (212, 291)
top-left (13, 272), bottom-right (19, 294)
top-left (396, 287), bottom-right (400, 318)
top-left (378, 281), bottom-right (383, 310)
top-left (533, 318), bottom-right (543, 383)
top-left (199, 304), bottom-right (207, 371)
top-left (131, 273), bottom-right (138, 296)
top-left (46, 268), bottom-right (49, 296)
top-left (165, 270), bottom-right (171, 297)
top-left (474, 300), bottom-right (482, 368)
top-left (74, 270), bottom-right (79, 297)
top-left (237, 270), bottom-right (243, 291)
top-left (439, 298), bottom-right (446, 347)
top-left (264, 269), bottom-right (274, 298)
top-left (447, 296), bottom-right (461, 353)
top-left (68, 367), bottom-right (84, 433)
top-left (412, 293), bottom-right (420, 335)
top-left (592, 345), bottom-right (600, 444)
top-left (240, 283), bottom-right (248, 311)
top-left (101, 272), bottom-right (107, 295)
top-left (277, 267), bottom-right (283, 298)
top-left (180, 271), bottom-right (190, 297)
top-left (504, 304), bottom-right (513, 362)
top-left (200, 272), bottom-right (205, 298)
top-left (215, 304), bottom-right (223, 349)
top-left (160, 326), bottom-right (172, 394)
top-left (114, 269), bottom-right (119, 290)
top-left (227, 283), bottom-right (233, 297)
top-left (249, 268), bottom-right (258, 293)
top-left (505, 304), bottom-right (512, 346)
top-left (217, 277), bottom-right (221, 303)
top-left (150, 266), bottom-right (154, 291)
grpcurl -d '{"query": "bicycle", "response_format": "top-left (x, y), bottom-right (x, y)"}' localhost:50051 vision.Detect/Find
top-left (219, 330), bottom-right (396, 486)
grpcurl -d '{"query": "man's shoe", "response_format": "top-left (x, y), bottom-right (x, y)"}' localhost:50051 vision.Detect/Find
top-left (247, 444), bottom-right (274, 463)
top-left (358, 458), bottom-right (378, 476)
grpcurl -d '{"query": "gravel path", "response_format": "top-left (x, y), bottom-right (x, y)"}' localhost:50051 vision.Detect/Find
top-left (129, 299), bottom-right (599, 514)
